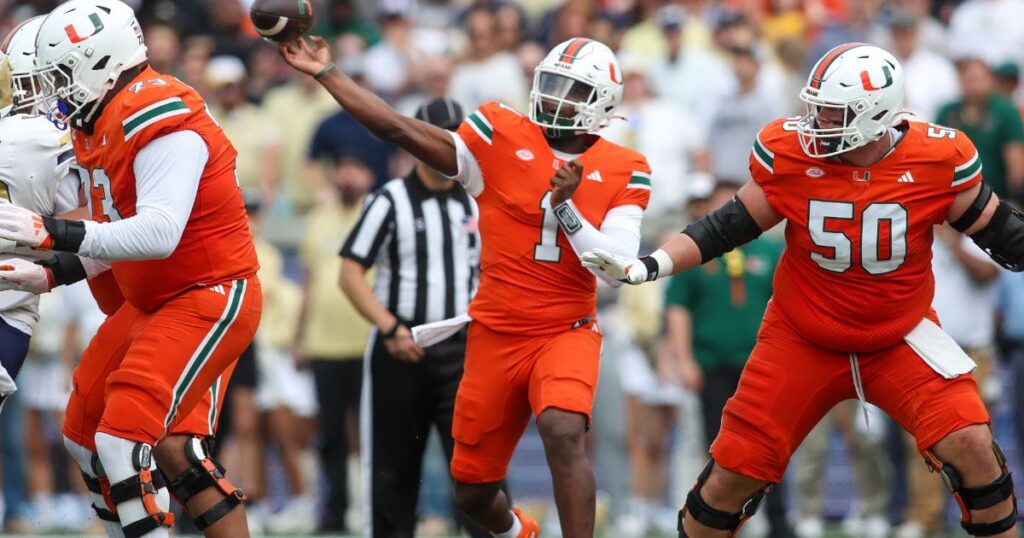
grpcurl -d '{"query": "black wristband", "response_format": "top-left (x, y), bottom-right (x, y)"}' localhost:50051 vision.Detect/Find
top-left (382, 319), bottom-right (402, 339)
top-left (35, 252), bottom-right (87, 287)
top-left (42, 217), bottom-right (87, 253)
top-left (639, 256), bottom-right (660, 281)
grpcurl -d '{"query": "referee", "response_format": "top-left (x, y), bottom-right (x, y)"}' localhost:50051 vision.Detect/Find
top-left (340, 97), bottom-right (487, 538)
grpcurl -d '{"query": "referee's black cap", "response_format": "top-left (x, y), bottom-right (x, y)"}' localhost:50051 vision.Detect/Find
top-left (414, 97), bottom-right (465, 131)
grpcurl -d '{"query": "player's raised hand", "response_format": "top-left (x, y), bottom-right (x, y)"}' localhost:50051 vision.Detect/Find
top-left (0, 200), bottom-right (52, 250)
top-left (0, 258), bottom-right (53, 294)
top-left (550, 160), bottom-right (583, 207)
top-left (278, 36), bottom-right (332, 78)
top-left (580, 248), bottom-right (648, 285)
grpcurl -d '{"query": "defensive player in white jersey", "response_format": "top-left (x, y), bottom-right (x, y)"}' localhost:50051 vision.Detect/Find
top-left (0, 22), bottom-right (82, 410)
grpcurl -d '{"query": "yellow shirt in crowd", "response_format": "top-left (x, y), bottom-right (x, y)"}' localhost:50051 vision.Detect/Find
top-left (300, 199), bottom-right (373, 359)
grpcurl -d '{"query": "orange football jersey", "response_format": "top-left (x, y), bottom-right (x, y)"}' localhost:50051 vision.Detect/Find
top-left (71, 67), bottom-right (258, 311)
top-left (457, 102), bottom-right (651, 335)
top-left (751, 118), bottom-right (983, 352)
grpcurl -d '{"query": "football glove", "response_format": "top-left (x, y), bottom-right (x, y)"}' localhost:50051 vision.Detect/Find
top-left (580, 248), bottom-right (649, 285)
top-left (0, 200), bottom-right (52, 249)
top-left (0, 258), bottom-right (54, 294)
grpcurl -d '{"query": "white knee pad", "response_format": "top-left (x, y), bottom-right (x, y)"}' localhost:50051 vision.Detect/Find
top-left (95, 432), bottom-right (172, 538)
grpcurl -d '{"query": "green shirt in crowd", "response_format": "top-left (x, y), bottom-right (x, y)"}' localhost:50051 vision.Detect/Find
top-left (664, 237), bottom-right (783, 370)
top-left (935, 94), bottom-right (1024, 199)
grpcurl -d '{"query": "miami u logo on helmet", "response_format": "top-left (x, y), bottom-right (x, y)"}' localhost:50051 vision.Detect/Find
top-left (64, 13), bottom-right (104, 43)
top-left (860, 65), bottom-right (894, 91)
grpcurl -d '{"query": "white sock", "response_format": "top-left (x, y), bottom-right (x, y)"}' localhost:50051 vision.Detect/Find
top-left (493, 510), bottom-right (523, 538)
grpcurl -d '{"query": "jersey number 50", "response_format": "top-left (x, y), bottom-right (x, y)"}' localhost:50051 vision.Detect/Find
top-left (808, 200), bottom-right (907, 274)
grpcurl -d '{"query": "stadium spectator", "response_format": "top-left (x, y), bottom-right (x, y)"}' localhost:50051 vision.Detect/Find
top-left (947, 0), bottom-right (1024, 75)
top-left (707, 47), bottom-right (785, 185)
top-left (602, 55), bottom-right (709, 233)
top-left (885, 9), bottom-right (958, 122)
top-left (261, 67), bottom-right (341, 214)
top-left (449, 7), bottom-right (529, 111)
top-left (792, 403), bottom-right (892, 538)
top-left (995, 270), bottom-right (1024, 489)
top-left (205, 55), bottom-right (281, 203)
top-left (648, 5), bottom-right (735, 128)
top-left (664, 181), bottom-right (793, 538)
top-left (610, 274), bottom-right (682, 537)
top-left (936, 57), bottom-right (1024, 200)
top-left (19, 287), bottom-right (95, 534)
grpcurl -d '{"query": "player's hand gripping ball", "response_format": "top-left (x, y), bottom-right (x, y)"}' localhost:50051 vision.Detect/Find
top-left (250, 0), bottom-right (314, 43)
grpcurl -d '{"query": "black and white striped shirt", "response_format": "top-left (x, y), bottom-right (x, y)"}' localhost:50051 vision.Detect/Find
top-left (341, 170), bottom-right (481, 327)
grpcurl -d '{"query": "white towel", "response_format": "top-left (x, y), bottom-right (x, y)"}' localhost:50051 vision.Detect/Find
top-left (411, 313), bottom-right (472, 348)
top-left (903, 318), bottom-right (976, 379)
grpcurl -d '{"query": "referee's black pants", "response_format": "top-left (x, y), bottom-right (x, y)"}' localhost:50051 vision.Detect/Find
top-left (365, 329), bottom-right (490, 538)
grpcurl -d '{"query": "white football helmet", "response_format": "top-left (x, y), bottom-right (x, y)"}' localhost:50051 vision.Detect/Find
top-left (796, 43), bottom-right (905, 158)
top-left (529, 38), bottom-right (623, 137)
top-left (2, 16), bottom-right (46, 114)
top-left (30, 0), bottom-right (147, 124)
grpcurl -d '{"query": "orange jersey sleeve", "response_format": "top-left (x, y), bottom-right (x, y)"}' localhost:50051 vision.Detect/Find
top-left (749, 118), bottom-right (789, 213)
top-left (947, 126), bottom-right (984, 193)
top-left (608, 154), bottom-right (652, 211)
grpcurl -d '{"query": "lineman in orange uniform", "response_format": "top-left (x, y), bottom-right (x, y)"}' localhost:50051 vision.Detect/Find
top-left (584, 43), bottom-right (1020, 538)
top-left (0, 1), bottom-right (260, 537)
top-left (281, 36), bottom-right (650, 537)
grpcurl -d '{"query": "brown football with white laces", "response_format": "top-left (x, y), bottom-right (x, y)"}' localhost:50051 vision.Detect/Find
top-left (249, 0), bottom-right (314, 43)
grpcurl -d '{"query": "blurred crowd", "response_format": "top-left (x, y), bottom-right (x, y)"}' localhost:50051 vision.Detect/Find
top-left (1, 0), bottom-right (1023, 536)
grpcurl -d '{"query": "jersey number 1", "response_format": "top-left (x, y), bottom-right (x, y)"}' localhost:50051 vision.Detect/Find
top-left (808, 200), bottom-right (907, 274)
top-left (534, 191), bottom-right (561, 262)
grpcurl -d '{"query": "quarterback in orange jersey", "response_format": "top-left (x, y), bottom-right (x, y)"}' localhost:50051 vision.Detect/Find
top-left (281, 35), bottom-right (650, 537)
top-left (585, 43), bottom-right (1021, 538)
top-left (0, 2), bottom-right (260, 537)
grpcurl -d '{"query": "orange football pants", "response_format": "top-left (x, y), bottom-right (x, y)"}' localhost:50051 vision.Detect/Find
top-left (64, 277), bottom-right (262, 450)
top-left (711, 303), bottom-right (990, 483)
top-left (450, 320), bottom-right (602, 484)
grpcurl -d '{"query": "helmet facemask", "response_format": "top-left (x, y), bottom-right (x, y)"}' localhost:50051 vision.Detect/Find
top-left (796, 85), bottom-right (890, 158)
top-left (31, 51), bottom-right (108, 124)
top-left (530, 70), bottom-right (598, 138)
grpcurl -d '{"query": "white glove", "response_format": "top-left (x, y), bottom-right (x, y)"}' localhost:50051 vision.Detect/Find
top-left (0, 258), bottom-right (54, 294)
top-left (580, 248), bottom-right (649, 285)
top-left (0, 200), bottom-right (52, 249)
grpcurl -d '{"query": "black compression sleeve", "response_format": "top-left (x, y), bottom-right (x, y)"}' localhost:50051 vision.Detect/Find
top-left (35, 252), bottom-right (87, 287)
top-left (682, 196), bottom-right (764, 263)
top-left (970, 200), bottom-right (1024, 271)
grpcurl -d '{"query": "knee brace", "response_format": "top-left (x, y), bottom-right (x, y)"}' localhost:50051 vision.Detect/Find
top-left (677, 459), bottom-right (772, 538)
top-left (104, 443), bottom-right (175, 538)
top-left (922, 441), bottom-right (1017, 536)
top-left (167, 437), bottom-right (246, 531)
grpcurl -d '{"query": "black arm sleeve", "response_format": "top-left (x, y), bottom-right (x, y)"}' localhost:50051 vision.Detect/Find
top-left (35, 252), bottom-right (88, 287)
top-left (682, 196), bottom-right (764, 264)
top-left (970, 200), bottom-right (1024, 272)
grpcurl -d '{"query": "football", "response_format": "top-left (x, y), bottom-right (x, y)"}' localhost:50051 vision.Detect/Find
top-left (249, 0), bottom-right (314, 43)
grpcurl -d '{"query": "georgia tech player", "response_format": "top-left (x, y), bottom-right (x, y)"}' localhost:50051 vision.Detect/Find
top-left (0, 37), bottom-right (81, 410)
